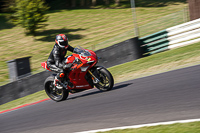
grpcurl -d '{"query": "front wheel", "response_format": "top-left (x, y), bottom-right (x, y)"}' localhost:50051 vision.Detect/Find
top-left (44, 76), bottom-right (69, 102)
top-left (94, 67), bottom-right (114, 91)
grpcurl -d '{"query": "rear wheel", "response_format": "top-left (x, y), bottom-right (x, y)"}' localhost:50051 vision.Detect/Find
top-left (44, 76), bottom-right (69, 102)
top-left (94, 67), bottom-right (114, 91)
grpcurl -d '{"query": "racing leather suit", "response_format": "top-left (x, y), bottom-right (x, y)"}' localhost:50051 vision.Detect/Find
top-left (47, 43), bottom-right (74, 80)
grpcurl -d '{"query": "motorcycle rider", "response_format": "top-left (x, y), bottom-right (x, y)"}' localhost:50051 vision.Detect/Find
top-left (47, 34), bottom-right (74, 89)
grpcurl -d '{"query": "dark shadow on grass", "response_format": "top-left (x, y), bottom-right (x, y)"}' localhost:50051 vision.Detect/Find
top-left (134, 0), bottom-right (187, 7)
top-left (45, 0), bottom-right (187, 10)
top-left (0, 15), bottom-right (14, 30)
top-left (119, 0), bottom-right (187, 7)
top-left (67, 83), bottom-right (133, 100)
top-left (36, 28), bottom-right (85, 42)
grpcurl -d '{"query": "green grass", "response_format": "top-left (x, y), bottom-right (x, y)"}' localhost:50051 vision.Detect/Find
top-left (99, 122), bottom-right (200, 133)
top-left (0, 90), bottom-right (48, 112)
top-left (0, 2), bottom-right (187, 83)
top-left (110, 42), bottom-right (200, 83)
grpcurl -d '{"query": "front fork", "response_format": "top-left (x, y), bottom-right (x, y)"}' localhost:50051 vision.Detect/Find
top-left (88, 70), bottom-right (104, 86)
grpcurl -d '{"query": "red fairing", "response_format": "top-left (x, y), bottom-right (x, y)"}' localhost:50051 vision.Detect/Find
top-left (65, 55), bottom-right (75, 64)
top-left (87, 49), bottom-right (97, 59)
top-left (41, 47), bottom-right (98, 90)
top-left (41, 61), bottom-right (51, 71)
top-left (86, 49), bottom-right (98, 66)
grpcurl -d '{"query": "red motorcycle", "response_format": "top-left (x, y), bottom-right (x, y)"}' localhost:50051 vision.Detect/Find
top-left (41, 46), bottom-right (114, 102)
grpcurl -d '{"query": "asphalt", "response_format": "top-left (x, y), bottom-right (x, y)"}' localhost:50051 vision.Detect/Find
top-left (1, 65), bottom-right (200, 133)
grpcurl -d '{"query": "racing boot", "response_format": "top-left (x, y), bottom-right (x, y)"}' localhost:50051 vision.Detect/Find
top-left (53, 76), bottom-right (63, 89)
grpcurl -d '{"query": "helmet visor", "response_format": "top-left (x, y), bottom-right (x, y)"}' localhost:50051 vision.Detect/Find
top-left (59, 41), bottom-right (68, 46)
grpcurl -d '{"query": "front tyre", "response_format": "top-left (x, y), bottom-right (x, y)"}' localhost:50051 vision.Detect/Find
top-left (44, 76), bottom-right (69, 102)
top-left (94, 67), bottom-right (114, 91)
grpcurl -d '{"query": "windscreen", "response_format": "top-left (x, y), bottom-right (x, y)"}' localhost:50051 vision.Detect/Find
top-left (73, 46), bottom-right (91, 57)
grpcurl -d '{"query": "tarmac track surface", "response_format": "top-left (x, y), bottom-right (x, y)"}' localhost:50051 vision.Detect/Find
top-left (1, 65), bottom-right (200, 133)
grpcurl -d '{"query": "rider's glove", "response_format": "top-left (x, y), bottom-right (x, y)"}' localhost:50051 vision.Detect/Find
top-left (63, 63), bottom-right (72, 70)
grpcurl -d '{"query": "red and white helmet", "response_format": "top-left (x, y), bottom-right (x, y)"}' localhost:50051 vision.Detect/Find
top-left (55, 34), bottom-right (68, 48)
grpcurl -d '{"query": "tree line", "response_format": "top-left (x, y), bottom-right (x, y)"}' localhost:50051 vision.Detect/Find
top-left (0, 0), bottom-right (123, 12)
top-left (45, 0), bottom-right (122, 10)
top-left (64, 0), bottom-right (121, 7)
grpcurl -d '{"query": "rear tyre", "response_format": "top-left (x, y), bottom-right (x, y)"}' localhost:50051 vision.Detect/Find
top-left (44, 76), bottom-right (69, 102)
top-left (94, 67), bottom-right (114, 91)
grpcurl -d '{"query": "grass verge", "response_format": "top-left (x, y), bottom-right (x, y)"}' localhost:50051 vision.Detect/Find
top-left (0, 42), bottom-right (200, 112)
top-left (0, 90), bottom-right (48, 112)
top-left (99, 121), bottom-right (200, 133)
top-left (110, 42), bottom-right (200, 83)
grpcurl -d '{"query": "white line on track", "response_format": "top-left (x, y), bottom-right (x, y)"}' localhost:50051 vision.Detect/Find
top-left (76, 118), bottom-right (200, 133)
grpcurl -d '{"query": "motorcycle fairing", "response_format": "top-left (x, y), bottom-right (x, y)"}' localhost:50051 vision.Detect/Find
top-left (67, 50), bottom-right (97, 90)
top-left (41, 61), bottom-right (51, 71)
top-left (68, 66), bottom-right (93, 90)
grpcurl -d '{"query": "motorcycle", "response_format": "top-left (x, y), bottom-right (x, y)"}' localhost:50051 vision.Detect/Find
top-left (41, 46), bottom-right (114, 102)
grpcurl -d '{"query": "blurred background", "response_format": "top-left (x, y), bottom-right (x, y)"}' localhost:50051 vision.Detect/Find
top-left (0, 0), bottom-right (199, 85)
